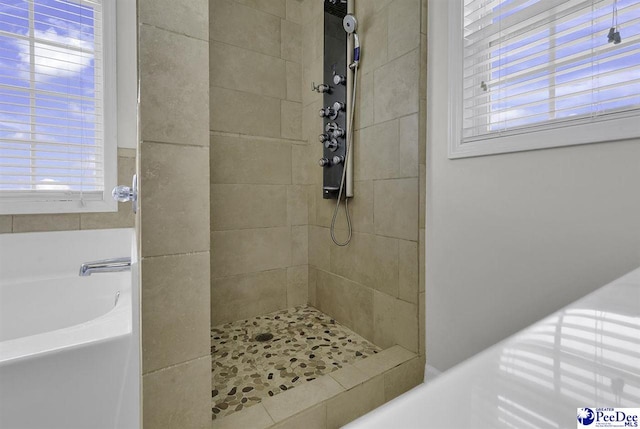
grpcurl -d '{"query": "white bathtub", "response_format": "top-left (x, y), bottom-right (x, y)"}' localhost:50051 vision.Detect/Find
top-left (346, 267), bottom-right (640, 429)
top-left (0, 228), bottom-right (140, 429)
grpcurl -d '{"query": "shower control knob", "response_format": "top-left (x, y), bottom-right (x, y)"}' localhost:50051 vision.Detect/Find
top-left (333, 74), bottom-right (346, 85)
top-left (332, 101), bottom-right (345, 112)
top-left (324, 138), bottom-right (339, 152)
top-left (319, 107), bottom-right (338, 119)
top-left (331, 155), bottom-right (345, 165)
top-left (325, 122), bottom-right (345, 138)
top-left (312, 82), bottom-right (331, 93)
top-left (318, 157), bottom-right (330, 167)
top-left (318, 133), bottom-right (329, 143)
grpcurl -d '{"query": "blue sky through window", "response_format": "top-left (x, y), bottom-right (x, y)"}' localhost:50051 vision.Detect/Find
top-left (464, 0), bottom-right (640, 136)
top-left (0, 0), bottom-right (100, 193)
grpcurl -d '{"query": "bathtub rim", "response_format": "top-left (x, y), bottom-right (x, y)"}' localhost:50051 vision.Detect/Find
top-left (0, 274), bottom-right (132, 367)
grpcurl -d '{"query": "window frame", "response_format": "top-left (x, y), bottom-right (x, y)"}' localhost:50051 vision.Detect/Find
top-left (448, 0), bottom-right (640, 159)
top-left (0, 0), bottom-right (118, 215)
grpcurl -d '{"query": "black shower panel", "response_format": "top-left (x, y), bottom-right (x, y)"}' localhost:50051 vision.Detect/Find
top-left (318, 2), bottom-right (348, 199)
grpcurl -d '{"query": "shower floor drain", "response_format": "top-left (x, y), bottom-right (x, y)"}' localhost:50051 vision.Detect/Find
top-left (254, 333), bottom-right (273, 342)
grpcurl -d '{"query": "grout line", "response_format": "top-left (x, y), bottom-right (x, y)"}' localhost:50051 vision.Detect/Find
top-left (142, 354), bottom-right (210, 377)
top-left (140, 139), bottom-right (209, 150)
top-left (139, 22), bottom-right (208, 43)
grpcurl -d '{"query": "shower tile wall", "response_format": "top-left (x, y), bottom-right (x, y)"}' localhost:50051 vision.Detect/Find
top-left (0, 150), bottom-right (135, 233)
top-left (137, 1), bottom-right (212, 428)
top-left (302, 0), bottom-right (427, 358)
top-left (209, 0), bottom-right (308, 325)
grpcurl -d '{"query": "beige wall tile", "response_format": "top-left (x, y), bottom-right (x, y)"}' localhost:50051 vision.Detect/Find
top-left (302, 100), bottom-right (323, 144)
top-left (211, 227), bottom-right (292, 277)
top-left (291, 225), bottom-right (309, 265)
top-left (139, 25), bottom-right (209, 146)
top-left (329, 363), bottom-right (371, 390)
top-left (308, 225), bottom-right (331, 271)
top-left (143, 356), bottom-right (211, 429)
top-left (212, 403), bottom-right (274, 429)
top-left (421, 0), bottom-right (428, 34)
top-left (315, 270), bottom-right (374, 341)
top-left (314, 196), bottom-right (334, 229)
top-left (399, 114), bottom-right (419, 178)
top-left (285, 0), bottom-right (303, 24)
top-left (235, 0), bottom-right (286, 18)
top-left (210, 0), bottom-right (280, 57)
top-left (326, 375), bottom-right (385, 429)
top-left (139, 0), bottom-right (208, 40)
top-left (372, 291), bottom-right (395, 349)
top-left (384, 356), bottom-right (424, 401)
top-left (398, 239), bottom-right (418, 304)
top-left (302, 18), bottom-right (324, 71)
top-left (419, 291), bottom-right (425, 356)
top-left (395, 298), bottom-right (419, 353)
top-left (286, 61), bottom-right (302, 102)
top-left (301, 0), bottom-right (323, 25)
top-left (354, 71), bottom-right (374, 130)
top-left (373, 292), bottom-right (418, 352)
top-left (81, 156), bottom-right (136, 230)
top-left (308, 265), bottom-right (318, 306)
top-left (420, 33), bottom-right (428, 102)
top-left (387, 0), bottom-right (421, 61)
top-left (292, 144), bottom-right (315, 185)
top-left (307, 184), bottom-right (317, 224)
top-left (302, 60), bottom-right (323, 108)
top-left (350, 181), bottom-right (374, 234)
top-left (271, 403), bottom-right (326, 429)
top-left (287, 265), bottom-right (309, 307)
top-left (360, 8), bottom-right (387, 71)
top-left (13, 213), bottom-right (79, 233)
top-left (374, 178), bottom-right (418, 241)
top-left (419, 227), bottom-right (425, 293)
top-left (211, 184), bottom-right (287, 230)
top-left (374, 50), bottom-right (419, 123)
top-left (140, 142), bottom-right (210, 257)
top-left (355, 120), bottom-right (399, 181)
top-left (210, 134), bottom-right (291, 185)
top-left (288, 185), bottom-right (308, 226)
top-left (330, 232), bottom-right (399, 298)
top-left (142, 253), bottom-right (211, 373)
top-left (210, 87), bottom-right (281, 137)
top-left (419, 164), bottom-right (426, 228)
top-left (211, 269), bottom-right (287, 325)
top-left (281, 20), bottom-right (302, 62)
top-left (282, 100), bottom-right (303, 140)
top-left (354, 345), bottom-right (416, 377)
top-left (210, 42), bottom-right (286, 99)
top-left (0, 216), bottom-right (11, 233)
top-left (262, 375), bottom-right (343, 422)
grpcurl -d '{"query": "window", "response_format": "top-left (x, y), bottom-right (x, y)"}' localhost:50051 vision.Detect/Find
top-left (0, 0), bottom-right (116, 214)
top-left (449, 0), bottom-right (640, 158)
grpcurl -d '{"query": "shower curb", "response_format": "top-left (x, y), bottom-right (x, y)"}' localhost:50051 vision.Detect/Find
top-left (211, 345), bottom-right (424, 429)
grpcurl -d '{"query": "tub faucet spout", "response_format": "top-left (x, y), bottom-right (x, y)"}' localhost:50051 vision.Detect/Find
top-left (79, 257), bottom-right (131, 276)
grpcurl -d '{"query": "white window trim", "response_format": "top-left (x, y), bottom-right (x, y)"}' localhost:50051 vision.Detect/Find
top-left (0, 0), bottom-right (118, 215)
top-left (447, 0), bottom-right (640, 159)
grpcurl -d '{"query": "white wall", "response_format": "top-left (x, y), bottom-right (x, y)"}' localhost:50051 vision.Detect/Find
top-left (426, 0), bottom-right (640, 372)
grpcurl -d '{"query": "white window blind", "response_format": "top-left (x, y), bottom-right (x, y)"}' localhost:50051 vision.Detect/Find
top-left (0, 0), bottom-right (115, 214)
top-left (460, 0), bottom-right (640, 145)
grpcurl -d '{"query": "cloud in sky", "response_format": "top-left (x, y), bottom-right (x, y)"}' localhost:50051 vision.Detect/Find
top-left (16, 23), bottom-right (94, 80)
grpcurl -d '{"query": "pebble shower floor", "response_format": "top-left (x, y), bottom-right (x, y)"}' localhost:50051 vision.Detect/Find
top-left (211, 305), bottom-right (380, 420)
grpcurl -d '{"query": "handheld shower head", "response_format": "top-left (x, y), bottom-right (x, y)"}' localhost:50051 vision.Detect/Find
top-left (343, 14), bottom-right (358, 34)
